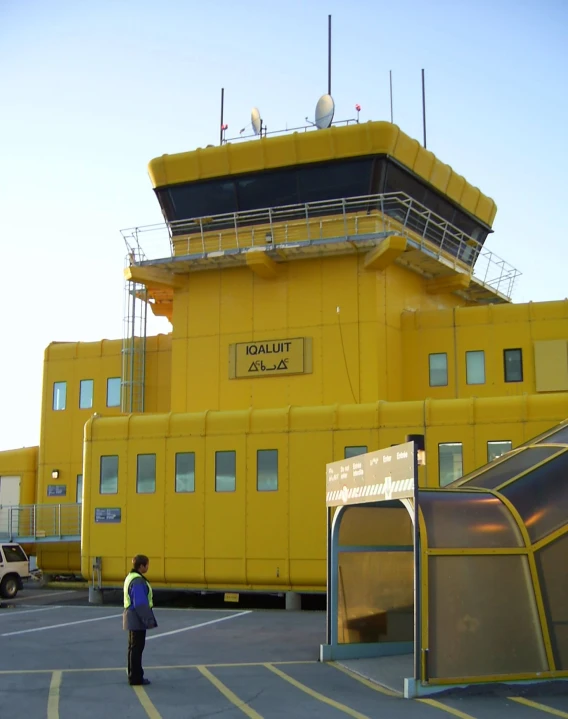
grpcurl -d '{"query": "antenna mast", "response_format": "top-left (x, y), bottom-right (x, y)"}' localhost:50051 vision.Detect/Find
top-left (389, 70), bottom-right (394, 123)
top-left (421, 69), bottom-right (427, 148)
top-left (220, 87), bottom-right (225, 146)
top-left (328, 15), bottom-right (332, 96)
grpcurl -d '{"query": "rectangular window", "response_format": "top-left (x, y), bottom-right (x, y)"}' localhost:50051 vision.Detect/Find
top-left (487, 441), bottom-right (513, 463)
top-left (504, 349), bottom-right (523, 382)
top-left (2, 545), bottom-right (27, 563)
top-left (106, 377), bottom-right (121, 408)
top-left (215, 451), bottom-right (236, 492)
top-left (466, 351), bottom-right (485, 385)
top-left (77, 474), bottom-right (83, 504)
top-left (175, 452), bottom-right (195, 493)
top-left (257, 449), bottom-right (278, 491)
top-left (429, 353), bottom-right (448, 387)
top-left (79, 379), bottom-right (94, 409)
top-left (53, 382), bottom-right (67, 411)
top-left (137, 454), bottom-right (156, 494)
top-left (439, 443), bottom-right (463, 487)
top-left (100, 456), bottom-right (118, 494)
top-left (344, 446), bottom-right (367, 459)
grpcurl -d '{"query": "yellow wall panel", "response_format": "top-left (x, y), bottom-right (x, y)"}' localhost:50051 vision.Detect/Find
top-left (534, 340), bottom-right (568, 392)
top-left (429, 159), bottom-right (452, 195)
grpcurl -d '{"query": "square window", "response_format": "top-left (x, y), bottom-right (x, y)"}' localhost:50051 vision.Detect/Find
top-left (79, 379), bottom-right (94, 409)
top-left (257, 449), bottom-right (278, 491)
top-left (466, 351), bottom-right (485, 385)
top-left (215, 451), bottom-right (236, 492)
top-left (344, 446), bottom-right (367, 459)
top-left (175, 453), bottom-right (195, 493)
top-left (439, 443), bottom-right (463, 486)
top-left (100, 456), bottom-right (118, 494)
top-left (429, 353), bottom-right (448, 387)
top-left (106, 377), bottom-right (121, 408)
top-left (487, 441), bottom-right (513, 463)
top-left (504, 349), bottom-right (523, 383)
top-left (137, 454), bottom-right (156, 494)
top-left (53, 382), bottom-right (67, 411)
top-left (77, 474), bottom-right (83, 504)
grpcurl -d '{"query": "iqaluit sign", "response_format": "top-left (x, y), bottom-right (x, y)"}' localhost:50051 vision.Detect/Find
top-left (326, 442), bottom-right (415, 507)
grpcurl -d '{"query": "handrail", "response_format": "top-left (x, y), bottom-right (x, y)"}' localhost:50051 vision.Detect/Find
top-left (0, 504), bottom-right (81, 542)
top-left (121, 192), bottom-right (520, 300)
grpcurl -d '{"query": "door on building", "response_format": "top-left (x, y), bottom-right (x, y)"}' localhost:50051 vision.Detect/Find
top-left (0, 476), bottom-right (21, 537)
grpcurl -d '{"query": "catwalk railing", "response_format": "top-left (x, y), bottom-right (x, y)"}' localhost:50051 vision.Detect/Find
top-left (121, 192), bottom-right (520, 300)
top-left (0, 504), bottom-right (81, 543)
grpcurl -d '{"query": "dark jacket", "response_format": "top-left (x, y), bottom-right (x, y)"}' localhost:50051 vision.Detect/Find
top-left (123, 575), bottom-right (158, 632)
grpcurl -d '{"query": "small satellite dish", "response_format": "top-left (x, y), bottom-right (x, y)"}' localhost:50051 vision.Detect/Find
top-left (315, 94), bottom-right (335, 130)
top-left (251, 107), bottom-right (262, 136)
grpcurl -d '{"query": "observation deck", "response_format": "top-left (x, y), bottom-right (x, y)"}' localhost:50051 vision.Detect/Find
top-left (122, 191), bottom-right (520, 321)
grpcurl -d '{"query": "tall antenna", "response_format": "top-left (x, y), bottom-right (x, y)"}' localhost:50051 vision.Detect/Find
top-left (421, 69), bottom-right (427, 148)
top-left (220, 87), bottom-right (225, 146)
top-left (389, 70), bottom-right (394, 123)
top-left (328, 14), bottom-right (332, 95)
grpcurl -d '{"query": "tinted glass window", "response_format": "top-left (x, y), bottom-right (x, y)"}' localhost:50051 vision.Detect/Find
top-left (215, 451), bottom-right (236, 492)
top-left (257, 449), bottom-right (278, 491)
top-left (466, 351), bottom-right (485, 385)
top-left (79, 379), bottom-right (94, 409)
top-left (107, 378), bottom-right (121, 408)
top-left (100, 456), bottom-right (118, 494)
top-left (344, 446), bottom-right (367, 459)
top-left (237, 170), bottom-right (297, 211)
top-left (488, 441), bottom-right (512, 463)
top-left (175, 452), bottom-right (195, 493)
top-left (77, 474), bottom-right (83, 504)
top-left (137, 454), bottom-right (156, 494)
top-left (53, 382), bottom-right (66, 411)
top-left (504, 349), bottom-right (523, 382)
top-left (439, 443), bottom-right (463, 486)
top-left (429, 353), bottom-right (448, 387)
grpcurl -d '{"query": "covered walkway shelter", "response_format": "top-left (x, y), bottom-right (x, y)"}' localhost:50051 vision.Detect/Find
top-left (320, 420), bottom-right (568, 698)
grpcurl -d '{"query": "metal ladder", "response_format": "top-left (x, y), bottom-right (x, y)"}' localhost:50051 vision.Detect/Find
top-left (122, 253), bottom-right (148, 413)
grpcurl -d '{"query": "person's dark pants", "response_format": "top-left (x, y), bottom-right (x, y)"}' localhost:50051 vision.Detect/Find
top-left (128, 630), bottom-right (146, 684)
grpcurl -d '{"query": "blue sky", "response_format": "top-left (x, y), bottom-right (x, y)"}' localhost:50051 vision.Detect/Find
top-left (0, 0), bottom-right (567, 451)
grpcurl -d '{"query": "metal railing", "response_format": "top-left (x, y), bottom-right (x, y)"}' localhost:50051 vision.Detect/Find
top-left (0, 504), bottom-right (82, 542)
top-left (121, 192), bottom-right (520, 300)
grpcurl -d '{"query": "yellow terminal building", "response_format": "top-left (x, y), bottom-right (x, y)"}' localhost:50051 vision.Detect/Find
top-left (1, 118), bottom-right (567, 593)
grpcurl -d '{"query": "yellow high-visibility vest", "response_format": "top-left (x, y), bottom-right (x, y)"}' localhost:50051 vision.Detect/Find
top-left (123, 571), bottom-right (154, 609)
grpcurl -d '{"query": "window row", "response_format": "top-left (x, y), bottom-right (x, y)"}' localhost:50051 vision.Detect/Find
top-left (429, 349), bottom-right (523, 387)
top-left (53, 378), bottom-right (121, 411)
top-left (99, 449), bottom-right (280, 495)
top-left (95, 442), bottom-right (512, 496)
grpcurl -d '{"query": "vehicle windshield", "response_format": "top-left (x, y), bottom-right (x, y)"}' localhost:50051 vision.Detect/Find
top-left (2, 545), bottom-right (27, 562)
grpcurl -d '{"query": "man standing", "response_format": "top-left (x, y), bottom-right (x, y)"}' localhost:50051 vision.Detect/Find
top-left (123, 554), bottom-right (158, 686)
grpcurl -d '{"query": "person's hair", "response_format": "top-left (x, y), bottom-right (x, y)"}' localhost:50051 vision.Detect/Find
top-left (132, 554), bottom-right (149, 572)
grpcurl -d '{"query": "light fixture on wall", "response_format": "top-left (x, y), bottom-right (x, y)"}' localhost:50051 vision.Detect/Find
top-left (51, 469), bottom-right (60, 479)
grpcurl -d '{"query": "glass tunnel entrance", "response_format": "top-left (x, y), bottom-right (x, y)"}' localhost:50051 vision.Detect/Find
top-left (321, 422), bottom-right (568, 698)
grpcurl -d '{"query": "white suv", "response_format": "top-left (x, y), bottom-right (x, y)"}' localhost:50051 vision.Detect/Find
top-left (0, 543), bottom-right (30, 599)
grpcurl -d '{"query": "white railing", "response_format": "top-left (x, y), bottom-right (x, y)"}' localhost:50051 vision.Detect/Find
top-left (121, 192), bottom-right (520, 300)
top-left (0, 504), bottom-right (81, 542)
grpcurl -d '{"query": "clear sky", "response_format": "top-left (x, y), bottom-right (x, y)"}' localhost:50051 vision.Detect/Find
top-left (0, 0), bottom-right (567, 451)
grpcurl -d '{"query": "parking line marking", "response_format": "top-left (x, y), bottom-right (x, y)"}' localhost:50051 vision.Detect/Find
top-left (197, 665), bottom-right (264, 718)
top-left (265, 663), bottom-right (370, 718)
top-left (510, 697), bottom-right (568, 717)
top-left (0, 606), bottom-right (60, 618)
top-left (0, 660), bottom-right (318, 675)
top-left (132, 685), bottom-right (163, 719)
top-left (329, 662), bottom-right (400, 697)
top-left (0, 613), bottom-right (122, 637)
top-left (10, 590), bottom-right (77, 602)
top-left (146, 610), bottom-right (252, 639)
top-left (418, 698), bottom-right (477, 718)
top-left (47, 670), bottom-right (61, 719)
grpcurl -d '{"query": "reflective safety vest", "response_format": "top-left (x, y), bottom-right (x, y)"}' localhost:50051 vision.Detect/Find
top-left (124, 571), bottom-right (154, 609)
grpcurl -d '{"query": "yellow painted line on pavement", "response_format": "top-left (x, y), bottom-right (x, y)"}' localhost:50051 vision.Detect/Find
top-left (132, 685), bottom-right (163, 719)
top-left (329, 661), bottom-right (400, 697)
top-left (265, 663), bottom-right (370, 719)
top-left (197, 665), bottom-right (264, 718)
top-left (47, 670), bottom-right (62, 719)
top-left (418, 698), bottom-right (477, 718)
top-left (510, 697), bottom-right (568, 717)
top-left (0, 659), bottom-right (317, 675)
